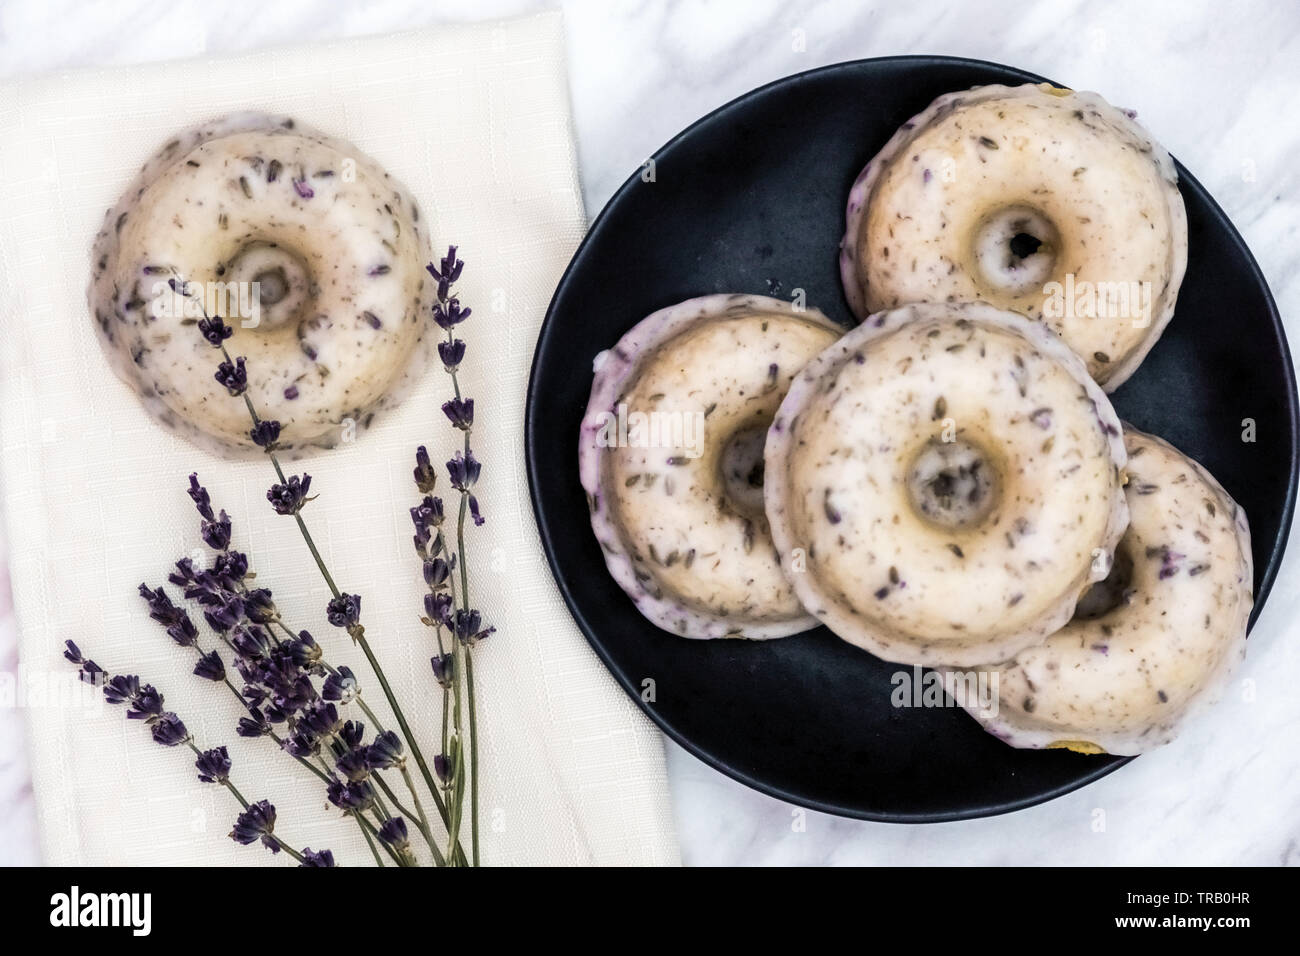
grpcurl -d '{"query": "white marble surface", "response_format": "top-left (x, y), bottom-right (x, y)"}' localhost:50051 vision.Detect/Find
top-left (1, 0), bottom-right (1297, 866)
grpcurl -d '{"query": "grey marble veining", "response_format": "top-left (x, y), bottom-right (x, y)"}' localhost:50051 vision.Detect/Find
top-left (0, 0), bottom-right (1296, 866)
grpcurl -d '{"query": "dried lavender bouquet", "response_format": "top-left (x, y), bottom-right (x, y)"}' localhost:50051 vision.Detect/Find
top-left (69, 247), bottom-right (491, 866)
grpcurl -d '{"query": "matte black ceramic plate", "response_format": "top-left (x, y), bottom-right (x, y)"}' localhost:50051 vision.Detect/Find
top-left (525, 56), bottom-right (1298, 821)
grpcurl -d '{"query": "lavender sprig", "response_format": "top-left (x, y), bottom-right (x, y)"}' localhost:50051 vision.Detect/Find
top-left (148, 477), bottom-right (441, 866)
top-left (176, 281), bottom-right (458, 865)
top-left (63, 642), bottom-right (320, 865)
top-left (422, 247), bottom-right (495, 865)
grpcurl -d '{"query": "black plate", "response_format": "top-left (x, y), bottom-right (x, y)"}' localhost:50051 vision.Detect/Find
top-left (524, 56), bottom-right (1298, 821)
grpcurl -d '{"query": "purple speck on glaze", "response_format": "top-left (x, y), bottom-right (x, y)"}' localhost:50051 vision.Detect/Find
top-left (284, 385), bottom-right (299, 400)
top-left (923, 168), bottom-right (932, 183)
top-left (1091, 643), bottom-right (1109, 655)
top-left (293, 178), bottom-right (315, 199)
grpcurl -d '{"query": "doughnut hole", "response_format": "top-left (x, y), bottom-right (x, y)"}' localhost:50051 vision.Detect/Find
top-left (970, 204), bottom-right (1060, 297)
top-left (905, 435), bottom-right (1003, 531)
top-left (603, 311), bottom-right (840, 630)
top-left (719, 424), bottom-right (769, 521)
top-left (220, 240), bottom-right (313, 331)
top-left (767, 305), bottom-right (1128, 665)
top-left (1072, 542), bottom-right (1135, 620)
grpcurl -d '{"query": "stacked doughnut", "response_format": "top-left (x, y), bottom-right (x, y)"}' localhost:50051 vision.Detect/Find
top-left (582, 83), bottom-right (1254, 757)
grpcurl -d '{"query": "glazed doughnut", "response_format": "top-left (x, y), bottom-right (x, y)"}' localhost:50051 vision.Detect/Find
top-left (764, 301), bottom-right (1128, 667)
top-left (841, 83), bottom-right (1187, 391)
top-left (580, 294), bottom-right (843, 639)
top-left (956, 428), bottom-right (1252, 755)
top-left (89, 113), bottom-right (434, 457)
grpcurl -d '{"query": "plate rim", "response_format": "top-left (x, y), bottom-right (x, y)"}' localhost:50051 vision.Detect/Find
top-left (524, 53), bottom-right (1300, 822)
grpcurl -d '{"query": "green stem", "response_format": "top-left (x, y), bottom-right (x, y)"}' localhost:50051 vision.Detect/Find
top-left (466, 649), bottom-right (480, 866)
top-left (361, 825), bottom-right (385, 867)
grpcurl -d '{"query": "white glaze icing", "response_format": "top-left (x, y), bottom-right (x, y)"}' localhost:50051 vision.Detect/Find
top-left (89, 112), bottom-right (434, 457)
top-left (764, 301), bottom-right (1128, 667)
top-left (580, 294), bottom-right (842, 639)
top-left (841, 83), bottom-right (1188, 391)
top-left (958, 427), bottom-right (1253, 755)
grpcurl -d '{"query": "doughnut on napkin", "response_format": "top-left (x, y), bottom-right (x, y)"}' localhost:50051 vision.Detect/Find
top-left (0, 13), bottom-right (679, 866)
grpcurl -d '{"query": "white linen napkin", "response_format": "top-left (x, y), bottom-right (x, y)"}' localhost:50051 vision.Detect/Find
top-left (0, 12), bottom-right (679, 866)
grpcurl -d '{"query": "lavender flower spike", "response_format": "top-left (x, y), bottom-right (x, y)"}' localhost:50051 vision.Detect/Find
top-left (195, 746), bottom-right (232, 783)
top-left (230, 799), bottom-right (280, 853)
top-left (326, 593), bottom-right (361, 629)
top-left (300, 848), bottom-right (336, 867)
top-left (267, 474), bottom-right (312, 516)
top-left (151, 713), bottom-right (190, 747)
top-left (442, 397), bottom-right (474, 431)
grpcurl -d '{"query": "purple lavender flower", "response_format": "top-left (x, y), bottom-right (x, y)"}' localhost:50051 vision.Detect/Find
top-left (193, 650), bottom-right (226, 682)
top-left (433, 298), bottom-right (471, 330)
top-left (335, 747), bottom-right (370, 782)
top-left (425, 246), bottom-right (465, 300)
top-left (430, 653), bottom-right (453, 688)
top-left (366, 730), bottom-right (405, 770)
top-left (198, 315), bottom-right (233, 347)
top-left (424, 590), bottom-right (452, 624)
top-left (201, 510), bottom-right (233, 551)
top-left (204, 596), bottom-right (244, 634)
top-left (322, 666), bottom-right (358, 702)
top-left (138, 583), bottom-right (186, 627)
top-left (378, 816), bottom-right (410, 852)
top-left (450, 608), bottom-right (495, 646)
top-left (423, 557), bottom-right (450, 589)
top-left (212, 550), bottom-right (248, 584)
top-left (300, 848), bottom-right (335, 867)
top-left (326, 778), bottom-right (376, 813)
top-left (413, 446), bottom-right (437, 494)
top-left (438, 338), bottom-right (465, 371)
top-left (151, 713), bottom-right (189, 746)
top-left (326, 593), bottom-right (361, 629)
top-left (63, 640), bottom-right (103, 685)
top-left (411, 495), bottom-right (445, 555)
top-left (187, 474), bottom-right (215, 521)
top-left (267, 474), bottom-right (312, 515)
top-left (242, 588), bottom-right (278, 624)
top-left (249, 419), bottom-right (281, 450)
top-left (214, 356), bottom-right (248, 396)
top-left (282, 729), bottom-right (320, 758)
top-left (168, 557), bottom-right (198, 587)
top-left (300, 701), bottom-right (341, 737)
top-left (442, 397), bottom-right (474, 431)
top-left (287, 631), bottom-right (321, 669)
top-left (433, 753), bottom-right (453, 785)
top-left (230, 799), bottom-right (279, 852)
top-left (103, 674), bottom-right (167, 721)
top-left (447, 451), bottom-right (481, 491)
top-left (166, 616), bottom-right (199, 648)
top-left (292, 177), bottom-right (314, 199)
top-left (195, 746), bottom-right (232, 783)
top-left (237, 708), bottom-right (271, 738)
top-left (231, 624), bottom-right (272, 659)
top-left (339, 720), bottom-right (366, 751)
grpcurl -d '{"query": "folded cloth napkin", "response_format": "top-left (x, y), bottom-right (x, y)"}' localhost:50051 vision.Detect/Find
top-left (0, 13), bottom-right (678, 866)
